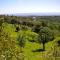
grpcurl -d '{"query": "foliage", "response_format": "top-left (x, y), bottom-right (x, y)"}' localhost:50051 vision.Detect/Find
top-left (18, 30), bottom-right (38, 42)
top-left (38, 27), bottom-right (54, 50)
top-left (0, 23), bottom-right (22, 60)
top-left (0, 15), bottom-right (60, 60)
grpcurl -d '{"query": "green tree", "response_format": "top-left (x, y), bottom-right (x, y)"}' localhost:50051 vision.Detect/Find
top-left (0, 18), bottom-right (4, 26)
top-left (38, 27), bottom-right (54, 50)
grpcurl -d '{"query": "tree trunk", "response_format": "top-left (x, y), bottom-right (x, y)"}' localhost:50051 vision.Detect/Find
top-left (43, 43), bottom-right (45, 51)
top-left (20, 47), bottom-right (23, 53)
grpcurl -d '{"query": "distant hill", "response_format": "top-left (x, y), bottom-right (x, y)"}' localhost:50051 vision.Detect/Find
top-left (0, 13), bottom-right (60, 16)
top-left (13, 13), bottom-right (60, 16)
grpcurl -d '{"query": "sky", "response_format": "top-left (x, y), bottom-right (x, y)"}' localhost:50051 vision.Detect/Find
top-left (0, 0), bottom-right (60, 14)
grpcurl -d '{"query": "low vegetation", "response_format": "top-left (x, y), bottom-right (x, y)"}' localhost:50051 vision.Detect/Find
top-left (0, 15), bottom-right (60, 60)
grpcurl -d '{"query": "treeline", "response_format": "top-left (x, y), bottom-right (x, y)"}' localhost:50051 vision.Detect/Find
top-left (0, 15), bottom-right (60, 33)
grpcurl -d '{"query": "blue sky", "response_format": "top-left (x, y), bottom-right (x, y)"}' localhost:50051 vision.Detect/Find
top-left (0, 0), bottom-right (60, 14)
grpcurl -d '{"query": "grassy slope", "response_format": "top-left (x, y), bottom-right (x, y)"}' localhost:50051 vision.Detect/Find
top-left (3, 23), bottom-right (60, 60)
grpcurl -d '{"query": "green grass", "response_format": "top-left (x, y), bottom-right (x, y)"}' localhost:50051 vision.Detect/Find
top-left (22, 37), bottom-right (60, 60)
top-left (23, 40), bottom-right (54, 60)
top-left (2, 23), bottom-right (60, 60)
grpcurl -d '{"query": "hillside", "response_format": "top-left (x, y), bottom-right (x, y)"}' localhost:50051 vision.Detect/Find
top-left (0, 15), bottom-right (60, 60)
